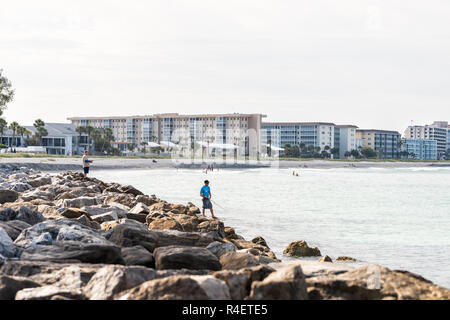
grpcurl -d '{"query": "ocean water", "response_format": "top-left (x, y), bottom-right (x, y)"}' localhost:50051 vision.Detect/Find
top-left (93, 167), bottom-right (450, 288)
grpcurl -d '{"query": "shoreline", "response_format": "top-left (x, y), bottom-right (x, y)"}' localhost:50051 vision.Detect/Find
top-left (0, 167), bottom-right (449, 299)
top-left (1, 157), bottom-right (449, 172)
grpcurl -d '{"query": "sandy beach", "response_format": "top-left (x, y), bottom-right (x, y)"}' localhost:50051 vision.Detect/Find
top-left (1, 157), bottom-right (449, 171)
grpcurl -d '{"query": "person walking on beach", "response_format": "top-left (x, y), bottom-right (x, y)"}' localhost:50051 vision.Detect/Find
top-left (82, 150), bottom-right (93, 177)
top-left (200, 180), bottom-right (216, 219)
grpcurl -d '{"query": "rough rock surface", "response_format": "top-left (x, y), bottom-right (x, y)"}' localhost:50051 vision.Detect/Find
top-left (153, 245), bottom-right (221, 271)
top-left (283, 240), bottom-right (321, 257)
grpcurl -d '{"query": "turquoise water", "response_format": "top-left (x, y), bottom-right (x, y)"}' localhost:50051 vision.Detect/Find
top-left (93, 167), bottom-right (450, 288)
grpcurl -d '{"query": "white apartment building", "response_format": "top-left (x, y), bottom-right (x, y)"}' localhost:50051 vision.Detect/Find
top-left (335, 125), bottom-right (358, 158)
top-left (68, 113), bottom-right (266, 157)
top-left (404, 122), bottom-right (448, 158)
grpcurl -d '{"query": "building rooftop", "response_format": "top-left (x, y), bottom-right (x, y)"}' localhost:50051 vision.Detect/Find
top-left (67, 113), bottom-right (267, 121)
top-left (357, 129), bottom-right (401, 135)
top-left (262, 122), bottom-right (336, 126)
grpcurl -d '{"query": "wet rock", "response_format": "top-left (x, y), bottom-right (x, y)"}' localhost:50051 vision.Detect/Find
top-left (117, 275), bottom-right (230, 300)
top-left (15, 285), bottom-right (86, 300)
top-left (121, 245), bottom-right (154, 267)
top-left (283, 240), bottom-right (321, 257)
top-left (220, 252), bottom-right (260, 270)
top-left (153, 245), bottom-right (221, 271)
top-left (106, 223), bottom-right (159, 252)
top-left (20, 241), bottom-right (124, 265)
top-left (0, 189), bottom-right (19, 204)
top-left (251, 236), bottom-right (268, 248)
top-left (206, 241), bottom-right (236, 258)
top-left (0, 227), bottom-right (19, 258)
top-left (319, 255), bottom-right (333, 263)
top-left (0, 275), bottom-right (41, 300)
top-left (336, 256), bottom-right (357, 262)
top-left (249, 264), bottom-right (308, 300)
top-left (83, 265), bottom-right (156, 300)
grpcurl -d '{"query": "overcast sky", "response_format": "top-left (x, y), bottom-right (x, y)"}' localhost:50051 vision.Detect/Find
top-left (1, 0), bottom-right (449, 131)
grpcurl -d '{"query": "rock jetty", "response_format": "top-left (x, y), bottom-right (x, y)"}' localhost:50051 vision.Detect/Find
top-left (1, 165), bottom-right (449, 300)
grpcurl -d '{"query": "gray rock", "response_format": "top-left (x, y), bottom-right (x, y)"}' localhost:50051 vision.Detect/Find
top-left (106, 223), bottom-right (159, 252)
top-left (129, 202), bottom-right (150, 214)
top-left (121, 245), bottom-right (154, 267)
top-left (14, 219), bottom-right (109, 248)
top-left (0, 227), bottom-right (19, 258)
top-left (152, 229), bottom-right (220, 248)
top-left (153, 245), bottom-right (221, 271)
top-left (91, 211), bottom-right (120, 223)
top-left (249, 264), bottom-right (308, 300)
top-left (0, 206), bottom-right (45, 225)
top-left (117, 275), bottom-right (230, 300)
top-left (0, 220), bottom-right (31, 241)
top-left (83, 265), bottom-right (156, 300)
top-left (0, 189), bottom-right (19, 204)
top-left (207, 241), bottom-right (236, 258)
top-left (62, 196), bottom-right (102, 208)
top-left (20, 241), bottom-right (125, 265)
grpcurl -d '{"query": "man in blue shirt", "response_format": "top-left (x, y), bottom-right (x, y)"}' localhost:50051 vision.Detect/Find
top-left (200, 180), bottom-right (216, 218)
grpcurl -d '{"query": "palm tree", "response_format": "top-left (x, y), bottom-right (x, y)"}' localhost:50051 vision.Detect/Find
top-left (36, 126), bottom-right (48, 146)
top-left (16, 125), bottom-right (27, 147)
top-left (33, 119), bottom-right (45, 129)
top-left (75, 126), bottom-right (86, 154)
top-left (8, 121), bottom-right (19, 148)
top-left (85, 126), bottom-right (95, 152)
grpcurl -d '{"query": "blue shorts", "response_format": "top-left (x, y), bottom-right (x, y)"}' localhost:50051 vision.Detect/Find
top-left (202, 198), bottom-right (213, 209)
top-left (83, 167), bottom-right (89, 174)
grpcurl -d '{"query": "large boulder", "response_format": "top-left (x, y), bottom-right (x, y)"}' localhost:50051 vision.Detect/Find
top-left (148, 217), bottom-right (184, 231)
top-left (83, 265), bottom-right (156, 300)
top-left (118, 185), bottom-right (144, 196)
top-left (117, 275), bottom-right (230, 300)
top-left (197, 219), bottom-right (225, 238)
top-left (0, 206), bottom-right (45, 226)
top-left (152, 229), bottom-right (220, 248)
top-left (283, 240), bottom-right (321, 257)
top-left (153, 245), bottom-right (221, 271)
top-left (0, 189), bottom-right (19, 204)
top-left (60, 208), bottom-right (91, 219)
top-left (106, 223), bottom-right (159, 252)
top-left (28, 176), bottom-right (52, 188)
top-left (14, 219), bottom-right (109, 249)
top-left (20, 241), bottom-right (124, 265)
top-left (121, 245), bottom-right (154, 267)
top-left (220, 251), bottom-right (260, 270)
top-left (0, 227), bottom-right (19, 258)
top-left (129, 202), bottom-right (149, 215)
top-left (207, 241), bottom-right (236, 258)
top-left (0, 275), bottom-right (41, 300)
top-left (15, 285), bottom-right (86, 300)
top-left (249, 264), bottom-right (308, 300)
top-left (62, 197), bottom-right (102, 208)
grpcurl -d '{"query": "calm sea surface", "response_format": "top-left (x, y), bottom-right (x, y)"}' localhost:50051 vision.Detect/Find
top-left (93, 167), bottom-right (450, 288)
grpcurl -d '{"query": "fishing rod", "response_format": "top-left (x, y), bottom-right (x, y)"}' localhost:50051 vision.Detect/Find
top-left (210, 199), bottom-right (226, 210)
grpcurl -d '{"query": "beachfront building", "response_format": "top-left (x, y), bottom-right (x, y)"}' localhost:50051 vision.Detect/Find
top-left (261, 122), bottom-right (336, 154)
top-left (0, 123), bottom-right (89, 155)
top-left (334, 125), bottom-right (358, 158)
top-left (404, 122), bottom-right (448, 159)
top-left (356, 129), bottom-right (401, 159)
top-left (68, 113), bottom-right (266, 157)
top-left (401, 139), bottom-right (437, 160)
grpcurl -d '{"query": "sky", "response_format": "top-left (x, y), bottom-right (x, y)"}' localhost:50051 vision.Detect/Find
top-left (1, 0), bottom-right (449, 132)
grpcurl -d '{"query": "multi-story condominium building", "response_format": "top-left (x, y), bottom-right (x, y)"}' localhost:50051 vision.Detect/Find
top-left (68, 113), bottom-right (266, 156)
top-left (356, 129), bottom-right (401, 159)
top-left (261, 122), bottom-right (335, 151)
top-left (334, 125), bottom-right (358, 158)
top-left (404, 122), bottom-right (447, 158)
top-left (430, 121), bottom-right (450, 156)
top-left (401, 139), bottom-right (437, 160)
top-left (0, 123), bottom-right (89, 155)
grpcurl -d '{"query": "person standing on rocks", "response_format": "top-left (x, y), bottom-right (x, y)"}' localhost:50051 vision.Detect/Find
top-left (82, 150), bottom-right (93, 177)
top-left (200, 180), bottom-right (216, 219)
